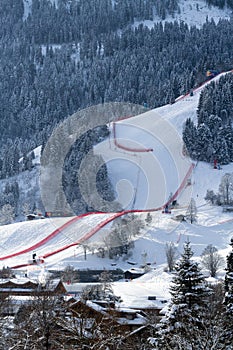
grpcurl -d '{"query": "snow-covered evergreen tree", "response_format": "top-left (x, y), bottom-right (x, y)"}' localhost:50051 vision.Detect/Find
top-left (182, 118), bottom-right (197, 159)
top-left (186, 198), bottom-right (197, 224)
top-left (225, 238), bottom-right (233, 316)
top-left (222, 238), bottom-right (233, 347)
top-left (196, 123), bottom-right (212, 162)
top-left (155, 241), bottom-right (210, 349)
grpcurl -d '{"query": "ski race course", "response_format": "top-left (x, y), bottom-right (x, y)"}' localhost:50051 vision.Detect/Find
top-left (1, 71), bottom-right (231, 270)
top-left (0, 159), bottom-right (194, 269)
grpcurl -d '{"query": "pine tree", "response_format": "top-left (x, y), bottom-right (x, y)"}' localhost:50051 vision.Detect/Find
top-left (225, 238), bottom-right (233, 317)
top-left (222, 124), bottom-right (233, 162)
top-left (223, 238), bottom-right (233, 347)
top-left (214, 135), bottom-right (230, 165)
top-left (155, 241), bottom-right (210, 349)
top-left (182, 118), bottom-right (198, 159)
top-left (196, 123), bottom-right (212, 162)
top-left (186, 198), bottom-right (197, 224)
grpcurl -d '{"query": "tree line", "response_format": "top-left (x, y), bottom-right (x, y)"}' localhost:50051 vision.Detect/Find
top-left (183, 73), bottom-right (233, 165)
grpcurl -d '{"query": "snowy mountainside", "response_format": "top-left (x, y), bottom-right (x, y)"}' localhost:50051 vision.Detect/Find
top-left (1, 73), bottom-right (233, 305)
top-left (2, 0), bottom-right (231, 305)
top-left (1, 73), bottom-right (233, 274)
top-left (0, 146), bottom-right (43, 223)
top-left (135, 0), bottom-right (232, 29)
top-left (94, 108), bottom-right (193, 211)
top-left (23, 0), bottom-right (232, 27)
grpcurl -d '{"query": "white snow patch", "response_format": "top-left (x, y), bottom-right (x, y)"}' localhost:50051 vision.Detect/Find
top-left (134, 0), bottom-right (232, 29)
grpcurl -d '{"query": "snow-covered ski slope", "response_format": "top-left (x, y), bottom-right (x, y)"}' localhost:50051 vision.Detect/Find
top-left (0, 71), bottom-right (232, 270)
top-left (0, 212), bottom-right (123, 268)
top-left (95, 108), bottom-right (194, 210)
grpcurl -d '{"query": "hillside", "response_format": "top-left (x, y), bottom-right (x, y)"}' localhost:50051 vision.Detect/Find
top-left (0, 73), bottom-right (233, 308)
top-left (1, 0), bottom-right (233, 212)
top-left (135, 0), bottom-right (232, 28)
top-left (0, 1), bottom-right (233, 310)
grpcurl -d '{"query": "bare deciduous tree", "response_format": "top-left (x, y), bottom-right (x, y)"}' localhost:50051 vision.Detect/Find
top-left (11, 292), bottom-right (66, 350)
top-left (0, 293), bottom-right (13, 347)
top-left (218, 173), bottom-right (233, 205)
top-left (61, 265), bottom-right (79, 284)
top-left (165, 242), bottom-right (178, 272)
top-left (201, 245), bottom-right (225, 277)
top-left (0, 204), bottom-right (15, 225)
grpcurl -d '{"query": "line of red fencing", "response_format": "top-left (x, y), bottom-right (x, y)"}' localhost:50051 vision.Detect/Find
top-left (42, 212), bottom-right (124, 259)
top-left (11, 212), bottom-right (122, 269)
top-left (113, 122), bottom-right (153, 153)
top-left (6, 105), bottom-right (196, 268)
top-left (175, 71), bottom-right (230, 103)
top-left (218, 218), bottom-right (233, 224)
top-left (164, 163), bottom-right (195, 207)
top-left (11, 163), bottom-right (194, 269)
top-left (0, 212), bottom-right (99, 261)
top-left (8, 71), bottom-right (233, 269)
top-left (41, 163), bottom-right (194, 259)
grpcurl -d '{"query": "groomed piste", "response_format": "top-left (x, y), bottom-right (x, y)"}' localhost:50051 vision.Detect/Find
top-left (5, 161), bottom-right (194, 269)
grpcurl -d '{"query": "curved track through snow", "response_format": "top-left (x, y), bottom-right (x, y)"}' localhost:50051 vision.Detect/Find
top-left (9, 69), bottom-right (233, 268)
top-left (4, 162), bottom-right (194, 269)
top-left (5, 71), bottom-right (225, 269)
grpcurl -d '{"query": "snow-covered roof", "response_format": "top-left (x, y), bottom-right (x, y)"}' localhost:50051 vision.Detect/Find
top-left (125, 268), bottom-right (145, 274)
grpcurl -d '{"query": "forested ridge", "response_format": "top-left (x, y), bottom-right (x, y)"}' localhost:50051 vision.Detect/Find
top-left (0, 0), bottom-right (233, 215)
top-left (183, 72), bottom-right (233, 165)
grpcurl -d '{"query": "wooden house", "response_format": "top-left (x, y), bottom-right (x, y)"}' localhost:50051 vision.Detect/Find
top-left (0, 278), bottom-right (66, 297)
top-left (124, 268), bottom-right (145, 280)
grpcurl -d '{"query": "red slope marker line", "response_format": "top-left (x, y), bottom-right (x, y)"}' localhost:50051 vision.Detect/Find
top-left (11, 212), bottom-right (123, 268)
top-left (113, 122), bottom-right (153, 153)
top-left (164, 162), bottom-right (195, 208)
top-left (0, 212), bottom-right (99, 261)
top-left (175, 70), bottom-right (233, 103)
top-left (41, 212), bottom-right (124, 259)
top-left (34, 164), bottom-right (196, 261)
top-left (218, 218), bottom-right (233, 224)
top-left (11, 163), bottom-right (195, 269)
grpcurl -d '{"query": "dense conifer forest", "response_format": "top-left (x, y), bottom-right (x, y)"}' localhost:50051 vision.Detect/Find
top-left (183, 73), bottom-right (233, 165)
